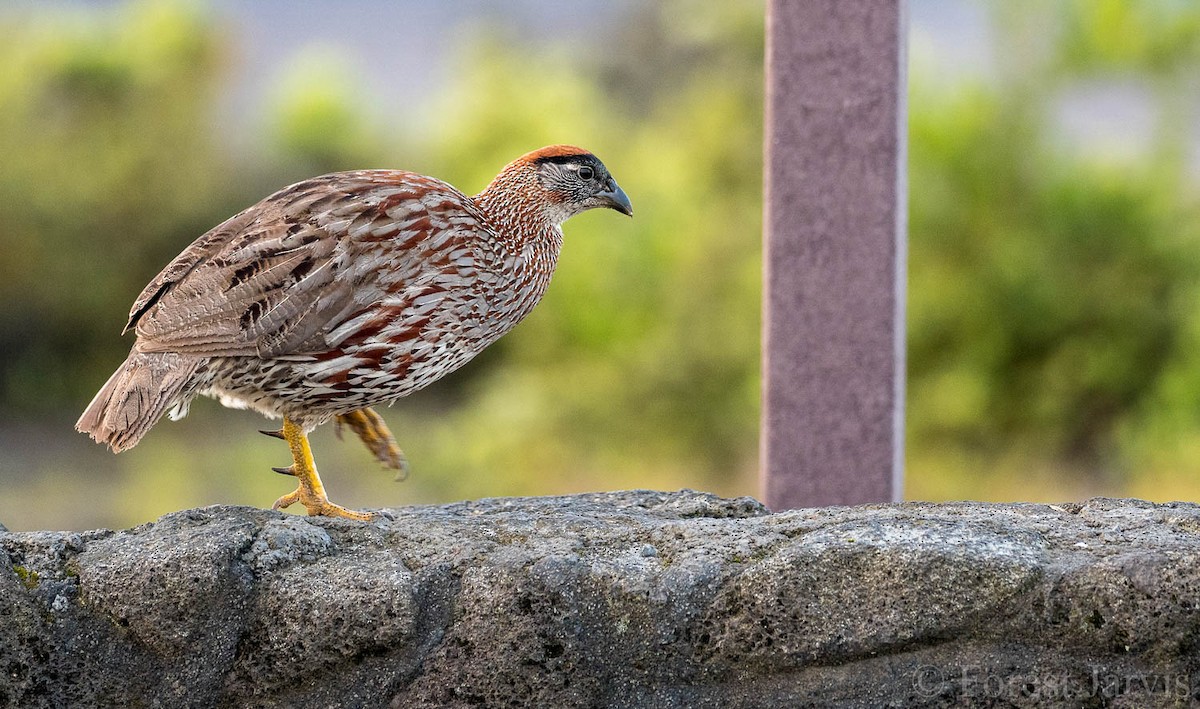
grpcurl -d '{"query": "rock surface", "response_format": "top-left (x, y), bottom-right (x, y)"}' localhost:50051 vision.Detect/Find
top-left (3, 491), bottom-right (1200, 708)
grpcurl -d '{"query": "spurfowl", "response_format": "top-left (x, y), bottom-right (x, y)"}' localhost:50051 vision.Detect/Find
top-left (77, 145), bottom-right (632, 520)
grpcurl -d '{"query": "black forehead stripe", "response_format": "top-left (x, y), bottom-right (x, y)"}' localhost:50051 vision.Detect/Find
top-left (534, 153), bottom-right (600, 167)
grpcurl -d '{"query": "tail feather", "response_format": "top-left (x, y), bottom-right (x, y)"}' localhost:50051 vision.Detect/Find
top-left (76, 351), bottom-right (204, 452)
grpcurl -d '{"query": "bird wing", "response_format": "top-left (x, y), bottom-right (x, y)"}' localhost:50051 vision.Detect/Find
top-left (130, 170), bottom-right (479, 358)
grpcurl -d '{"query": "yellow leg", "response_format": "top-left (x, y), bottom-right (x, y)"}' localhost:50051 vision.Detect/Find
top-left (271, 417), bottom-right (373, 521)
top-left (335, 407), bottom-right (410, 480)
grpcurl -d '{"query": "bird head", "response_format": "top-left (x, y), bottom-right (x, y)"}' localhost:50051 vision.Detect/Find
top-left (480, 145), bottom-right (632, 228)
top-left (528, 145), bottom-right (633, 222)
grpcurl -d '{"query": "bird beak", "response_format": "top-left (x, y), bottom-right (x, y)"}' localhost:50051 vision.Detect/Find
top-left (598, 180), bottom-right (633, 217)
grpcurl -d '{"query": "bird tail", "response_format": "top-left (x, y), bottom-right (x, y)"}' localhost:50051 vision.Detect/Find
top-left (76, 350), bottom-right (204, 452)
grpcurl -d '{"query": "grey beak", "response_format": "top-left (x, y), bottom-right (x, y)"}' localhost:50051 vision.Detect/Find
top-left (599, 180), bottom-right (633, 217)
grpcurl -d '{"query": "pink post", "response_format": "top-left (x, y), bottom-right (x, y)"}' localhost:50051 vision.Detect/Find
top-left (762, 0), bottom-right (908, 509)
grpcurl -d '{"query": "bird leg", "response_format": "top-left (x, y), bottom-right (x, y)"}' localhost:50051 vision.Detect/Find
top-left (335, 407), bottom-right (410, 481)
top-left (271, 417), bottom-right (373, 521)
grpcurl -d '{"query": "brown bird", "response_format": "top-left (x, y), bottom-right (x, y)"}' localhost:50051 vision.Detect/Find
top-left (77, 145), bottom-right (632, 520)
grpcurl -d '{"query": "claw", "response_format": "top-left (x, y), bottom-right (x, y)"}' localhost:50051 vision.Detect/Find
top-left (272, 465), bottom-right (296, 476)
top-left (393, 458), bottom-right (411, 483)
top-left (260, 429), bottom-right (286, 440)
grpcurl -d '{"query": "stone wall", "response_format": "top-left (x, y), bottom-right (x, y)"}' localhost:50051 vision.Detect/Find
top-left (2, 491), bottom-right (1199, 707)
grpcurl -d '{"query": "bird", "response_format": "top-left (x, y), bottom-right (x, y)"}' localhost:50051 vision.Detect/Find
top-left (76, 145), bottom-right (632, 520)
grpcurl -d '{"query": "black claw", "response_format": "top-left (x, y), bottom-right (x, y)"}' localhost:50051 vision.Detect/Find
top-left (393, 459), bottom-right (411, 483)
top-left (259, 429), bottom-right (286, 440)
top-left (271, 465), bottom-right (296, 476)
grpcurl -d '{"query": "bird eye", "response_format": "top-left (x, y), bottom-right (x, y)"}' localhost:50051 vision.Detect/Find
top-left (577, 166), bottom-right (595, 181)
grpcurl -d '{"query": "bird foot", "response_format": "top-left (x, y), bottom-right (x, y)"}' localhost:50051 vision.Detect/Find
top-left (269, 418), bottom-right (375, 521)
top-left (271, 485), bottom-right (374, 521)
top-left (335, 408), bottom-right (410, 480)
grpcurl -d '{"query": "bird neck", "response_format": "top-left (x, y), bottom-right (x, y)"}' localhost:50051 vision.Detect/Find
top-left (474, 163), bottom-right (563, 240)
top-left (473, 165), bottom-right (564, 287)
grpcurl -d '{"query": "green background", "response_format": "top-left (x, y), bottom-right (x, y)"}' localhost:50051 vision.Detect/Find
top-left (1, 0), bottom-right (1198, 530)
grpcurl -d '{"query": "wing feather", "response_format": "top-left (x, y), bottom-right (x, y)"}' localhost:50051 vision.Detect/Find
top-left (131, 170), bottom-right (479, 358)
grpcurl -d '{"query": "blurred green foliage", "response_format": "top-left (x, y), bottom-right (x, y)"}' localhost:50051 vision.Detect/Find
top-left (0, 2), bottom-right (233, 411)
top-left (908, 0), bottom-right (1200, 500)
top-left (2, 0), bottom-right (1200, 531)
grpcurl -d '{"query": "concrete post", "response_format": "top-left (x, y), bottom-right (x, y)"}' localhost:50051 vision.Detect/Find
top-left (762, 0), bottom-right (908, 509)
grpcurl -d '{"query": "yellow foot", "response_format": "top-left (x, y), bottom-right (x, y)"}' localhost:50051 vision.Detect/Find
top-left (271, 485), bottom-right (373, 521)
top-left (268, 417), bottom-right (375, 521)
top-left (335, 407), bottom-right (410, 480)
